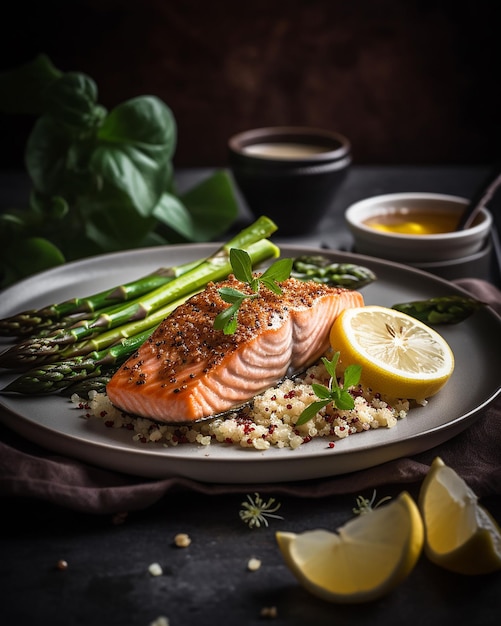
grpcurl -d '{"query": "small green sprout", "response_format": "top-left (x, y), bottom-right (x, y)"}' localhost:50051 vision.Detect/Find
top-left (214, 248), bottom-right (293, 334)
top-left (239, 493), bottom-right (284, 529)
top-left (296, 351), bottom-right (362, 426)
top-left (353, 490), bottom-right (392, 515)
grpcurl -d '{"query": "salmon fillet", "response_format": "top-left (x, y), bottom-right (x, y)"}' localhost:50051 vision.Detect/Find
top-left (106, 276), bottom-right (364, 423)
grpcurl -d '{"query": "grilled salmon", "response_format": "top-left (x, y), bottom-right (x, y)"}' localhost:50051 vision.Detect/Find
top-left (106, 276), bottom-right (364, 423)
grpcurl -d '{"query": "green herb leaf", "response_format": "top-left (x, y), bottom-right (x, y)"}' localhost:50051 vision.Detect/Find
top-left (259, 258), bottom-right (293, 294)
top-left (213, 301), bottom-right (241, 334)
top-left (322, 353), bottom-right (339, 380)
top-left (296, 400), bottom-right (330, 426)
top-left (296, 351), bottom-right (362, 425)
top-left (230, 248), bottom-right (255, 284)
top-left (310, 383), bottom-right (332, 400)
top-left (0, 55), bottom-right (240, 289)
top-left (343, 364), bottom-right (363, 389)
top-left (333, 390), bottom-right (356, 411)
top-left (214, 250), bottom-right (293, 334)
top-left (218, 286), bottom-right (250, 304)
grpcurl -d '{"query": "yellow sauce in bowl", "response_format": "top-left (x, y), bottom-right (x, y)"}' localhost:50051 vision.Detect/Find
top-left (363, 211), bottom-right (460, 235)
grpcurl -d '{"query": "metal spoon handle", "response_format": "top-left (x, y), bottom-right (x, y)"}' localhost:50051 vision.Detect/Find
top-left (456, 165), bottom-right (501, 230)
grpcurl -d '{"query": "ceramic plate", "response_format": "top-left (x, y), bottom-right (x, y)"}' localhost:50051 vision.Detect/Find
top-left (0, 244), bottom-right (500, 483)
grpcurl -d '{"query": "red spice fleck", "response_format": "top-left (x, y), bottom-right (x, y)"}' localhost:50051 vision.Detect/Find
top-left (286, 404), bottom-right (293, 410)
top-left (328, 442), bottom-right (335, 449)
top-left (104, 420), bottom-right (114, 428)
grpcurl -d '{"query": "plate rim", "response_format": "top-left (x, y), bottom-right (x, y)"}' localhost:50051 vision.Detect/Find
top-left (1, 243), bottom-right (500, 482)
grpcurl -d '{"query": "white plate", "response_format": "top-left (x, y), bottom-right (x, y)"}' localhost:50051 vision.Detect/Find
top-left (0, 244), bottom-right (500, 483)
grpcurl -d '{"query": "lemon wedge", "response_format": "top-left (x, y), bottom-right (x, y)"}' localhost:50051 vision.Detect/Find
top-left (275, 491), bottom-right (424, 603)
top-left (329, 305), bottom-right (454, 401)
top-left (418, 456), bottom-right (501, 575)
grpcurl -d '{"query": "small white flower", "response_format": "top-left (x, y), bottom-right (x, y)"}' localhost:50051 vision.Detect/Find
top-left (239, 493), bottom-right (283, 529)
top-left (352, 489), bottom-right (392, 515)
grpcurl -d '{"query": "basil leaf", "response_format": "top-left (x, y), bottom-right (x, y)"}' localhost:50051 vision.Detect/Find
top-left (179, 170), bottom-right (239, 241)
top-left (334, 390), bottom-right (356, 411)
top-left (311, 383), bottom-right (332, 400)
top-left (343, 364), bottom-right (362, 390)
top-left (217, 287), bottom-right (247, 304)
top-left (260, 258), bottom-right (293, 284)
top-left (296, 401), bottom-right (329, 426)
top-left (230, 248), bottom-right (254, 284)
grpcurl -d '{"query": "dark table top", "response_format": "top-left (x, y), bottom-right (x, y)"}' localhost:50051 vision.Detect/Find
top-left (1, 165), bottom-right (500, 626)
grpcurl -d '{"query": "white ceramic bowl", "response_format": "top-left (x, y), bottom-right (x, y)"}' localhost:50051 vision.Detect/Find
top-left (345, 192), bottom-right (492, 263)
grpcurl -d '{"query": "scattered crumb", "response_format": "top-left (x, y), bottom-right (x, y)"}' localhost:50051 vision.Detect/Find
top-left (174, 533), bottom-right (192, 548)
top-left (247, 557), bottom-right (262, 571)
top-left (260, 606), bottom-right (278, 618)
top-left (148, 562), bottom-right (163, 577)
top-left (149, 618), bottom-right (169, 626)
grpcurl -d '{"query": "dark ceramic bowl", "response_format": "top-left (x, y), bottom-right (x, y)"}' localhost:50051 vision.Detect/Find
top-left (228, 126), bottom-right (351, 236)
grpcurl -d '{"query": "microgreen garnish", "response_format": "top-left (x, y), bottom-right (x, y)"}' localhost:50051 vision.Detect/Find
top-left (352, 490), bottom-right (392, 515)
top-left (239, 493), bottom-right (284, 529)
top-left (214, 248), bottom-right (293, 334)
top-left (296, 351), bottom-right (362, 426)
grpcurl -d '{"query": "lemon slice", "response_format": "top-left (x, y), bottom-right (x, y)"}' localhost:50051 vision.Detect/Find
top-left (329, 305), bottom-right (454, 400)
top-left (418, 456), bottom-right (501, 575)
top-left (276, 491), bottom-right (424, 603)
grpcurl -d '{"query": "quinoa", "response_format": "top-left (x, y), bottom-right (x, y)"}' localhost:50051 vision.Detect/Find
top-left (71, 361), bottom-right (409, 450)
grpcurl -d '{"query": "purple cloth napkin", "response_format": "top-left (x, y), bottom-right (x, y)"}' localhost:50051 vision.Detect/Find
top-left (1, 278), bottom-right (500, 514)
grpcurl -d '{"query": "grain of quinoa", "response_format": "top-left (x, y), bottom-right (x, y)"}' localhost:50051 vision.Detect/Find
top-left (72, 362), bottom-right (409, 450)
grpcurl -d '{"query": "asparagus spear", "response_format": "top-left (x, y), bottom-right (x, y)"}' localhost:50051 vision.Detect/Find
top-left (2, 236), bottom-right (281, 393)
top-left (2, 328), bottom-right (154, 395)
top-left (0, 259), bottom-right (202, 338)
top-left (392, 295), bottom-right (485, 324)
top-left (291, 256), bottom-right (376, 289)
top-left (0, 215), bottom-right (278, 339)
top-left (0, 236), bottom-right (280, 371)
top-left (0, 292), bottom-right (196, 368)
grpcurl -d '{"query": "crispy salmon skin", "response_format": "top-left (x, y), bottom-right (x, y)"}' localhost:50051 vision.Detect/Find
top-left (106, 276), bottom-right (364, 423)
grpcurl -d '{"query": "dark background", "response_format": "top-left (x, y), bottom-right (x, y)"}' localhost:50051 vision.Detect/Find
top-left (1, 0), bottom-right (500, 169)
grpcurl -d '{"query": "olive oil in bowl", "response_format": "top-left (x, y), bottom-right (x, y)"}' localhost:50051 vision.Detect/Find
top-left (363, 211), bottom-right (461, 235)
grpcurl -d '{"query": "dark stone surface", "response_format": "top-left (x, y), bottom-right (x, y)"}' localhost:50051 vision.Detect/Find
top-left (1, 0), bottom-right (500, 168)
top-left (1, 488), bottom-right (500, 626)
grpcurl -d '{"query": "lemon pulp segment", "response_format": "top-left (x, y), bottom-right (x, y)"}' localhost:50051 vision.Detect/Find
top-left (419, 457), bottom-right (501, 575)
top-left (330, 305), bottom-right (454, 400)
top-left (276, 491), bottom-right (424, 603)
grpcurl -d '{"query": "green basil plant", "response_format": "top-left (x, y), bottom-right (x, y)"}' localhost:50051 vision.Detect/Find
top-left (0, 55), bottom-right (239, 288)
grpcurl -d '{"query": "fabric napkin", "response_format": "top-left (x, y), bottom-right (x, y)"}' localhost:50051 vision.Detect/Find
top-left (0, 278), bottom-right (500, 515)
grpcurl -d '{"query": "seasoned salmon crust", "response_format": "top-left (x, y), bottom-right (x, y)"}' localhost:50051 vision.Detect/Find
top-left (106, 276), bottom-right (364, 423)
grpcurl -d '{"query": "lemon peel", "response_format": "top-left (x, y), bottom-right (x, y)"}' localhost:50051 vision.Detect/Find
top-left (329, 305), bottom-right (454, 401)
top-left (276, 491), bottom-right (424, 603)
top-left (419, 456), bottom-right (501, 575)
